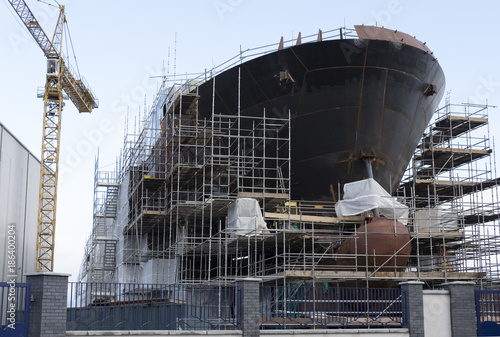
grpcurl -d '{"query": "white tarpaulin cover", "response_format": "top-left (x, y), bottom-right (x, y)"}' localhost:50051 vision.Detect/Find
top-left (227, 198), bottom-right (268, 236)
top-left (414, 206), bottom-right (457, 233)
top-left (335, 178), bottom-right (409, 225)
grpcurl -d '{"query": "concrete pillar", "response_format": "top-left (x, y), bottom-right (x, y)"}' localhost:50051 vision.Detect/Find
top-left (443, 281), bottom-right (477, 337)
top-left (26, 273), bottom-right (70, 337)
top-left (400, 281), bottom-right (425, 337)
top-left (236, 278), bottom-right (261, 337)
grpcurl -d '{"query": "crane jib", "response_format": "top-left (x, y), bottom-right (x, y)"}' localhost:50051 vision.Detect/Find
top-left (7, 0), bottom-right (98, 272)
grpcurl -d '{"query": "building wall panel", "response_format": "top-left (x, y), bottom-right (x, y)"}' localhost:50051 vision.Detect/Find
top-left (0, 123), bottom-right (40, 282)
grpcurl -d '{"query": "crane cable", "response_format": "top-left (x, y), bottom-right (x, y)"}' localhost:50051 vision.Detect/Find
top-left (64, 21), bottom-right (82, 80)
top-left (64, 20), bottom-right (70, 67)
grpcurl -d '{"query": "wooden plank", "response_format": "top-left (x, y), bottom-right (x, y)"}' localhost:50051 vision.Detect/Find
top-left (239, 192), bottom-right (289, 200)
top-left (96, 181), bottom-right (120, 187)
top-left (264, 212), bottom-right (363, 224)
top-left (411, 232), bottom-right (464, 239)
top-left (285, 270), bottom-right (486, 280)
top-left (427, 147), bottom-right (491, 155)
top-left (448, 115), bottom-right (488, 124)
top-left (414, 179), bottom-right (476, 187)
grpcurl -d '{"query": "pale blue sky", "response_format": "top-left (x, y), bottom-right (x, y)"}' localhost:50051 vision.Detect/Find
top-left (1, 0), bottom-right (500, 280)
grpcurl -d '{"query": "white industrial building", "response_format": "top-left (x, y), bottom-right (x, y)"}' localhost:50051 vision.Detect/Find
top-left (0, 122), bottom-right (39, 282)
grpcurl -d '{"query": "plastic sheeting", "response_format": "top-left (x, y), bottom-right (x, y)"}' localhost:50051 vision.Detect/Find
top-left (335, 178), bottom-right (409, 225)
top-left (414, 206), bottom-right (457, 233)
top-left (227, 198), bottom-right (268, 236)
top-left (142, 259), bottom-right (177, 284)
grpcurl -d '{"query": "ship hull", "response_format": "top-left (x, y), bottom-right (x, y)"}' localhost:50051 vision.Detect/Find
top-left (197, 34), bottom-right (445, 200)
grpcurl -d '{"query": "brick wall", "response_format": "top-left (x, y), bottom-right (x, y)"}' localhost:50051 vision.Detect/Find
top-left (237, 278), bottom-right (261, 337)
top-left (26, 273), bottom-right (69, 337)
top-left (444, 282), bottom-right (476, 337)
top-left (400, 281), bottom-right (425, 337)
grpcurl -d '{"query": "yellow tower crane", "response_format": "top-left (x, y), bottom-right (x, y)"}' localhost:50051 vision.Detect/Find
top-left (8, 0), bottom-right (98, 272)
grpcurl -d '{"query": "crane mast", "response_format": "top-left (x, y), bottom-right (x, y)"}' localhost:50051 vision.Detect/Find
top-left (8, 0), bottom-right (98, 272)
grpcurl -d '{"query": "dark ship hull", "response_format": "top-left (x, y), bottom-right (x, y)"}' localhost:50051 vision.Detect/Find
top-left (197, 27), bottom-right (445, 200)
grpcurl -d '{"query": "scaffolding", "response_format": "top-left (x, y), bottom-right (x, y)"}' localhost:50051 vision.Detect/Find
top-left (77, 26), bottom-right (360, 285)
top-left (78, 157), bottom-right (119, 283)
top-left (397, 99), bottom-right (500, 287)
top-left (79, 76), bottom-right (500, 289)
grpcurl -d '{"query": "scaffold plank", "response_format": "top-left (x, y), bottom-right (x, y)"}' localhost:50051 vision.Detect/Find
top-left (264, 212), bottom-right (363, 224)
top-left (284, 270), bottom-right (486, 280)
top-left (410, 231), bottom-right (464, 240)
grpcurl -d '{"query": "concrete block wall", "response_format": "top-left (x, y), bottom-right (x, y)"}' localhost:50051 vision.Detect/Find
top-left (400, 281), bottom-right (424, 337)
top-left (444, 282), bottom-right (476, 337)
top-left (26, 273), bottom-right (70, 337)
top-left (236, 278), bottom-right (261, 337)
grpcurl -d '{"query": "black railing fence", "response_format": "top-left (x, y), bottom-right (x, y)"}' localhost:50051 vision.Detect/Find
top-left (67, 282), bottom-right (404, 331)
top-left (261, 285), bottom-right (404, 329)
top-left (67, 282), bottom-right (238, 330)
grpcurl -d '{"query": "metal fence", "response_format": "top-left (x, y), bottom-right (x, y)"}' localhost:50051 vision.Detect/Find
top-left (476, 289), bottom-right (500, 336)
top-left (1, 282), bottom-right (30, 337)
top-left (261, 285), bottom-right (404, 329)
top-left (67, 282), bottom-right (238, 330)
top-left (67, 282), bottom-right (405, 331)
